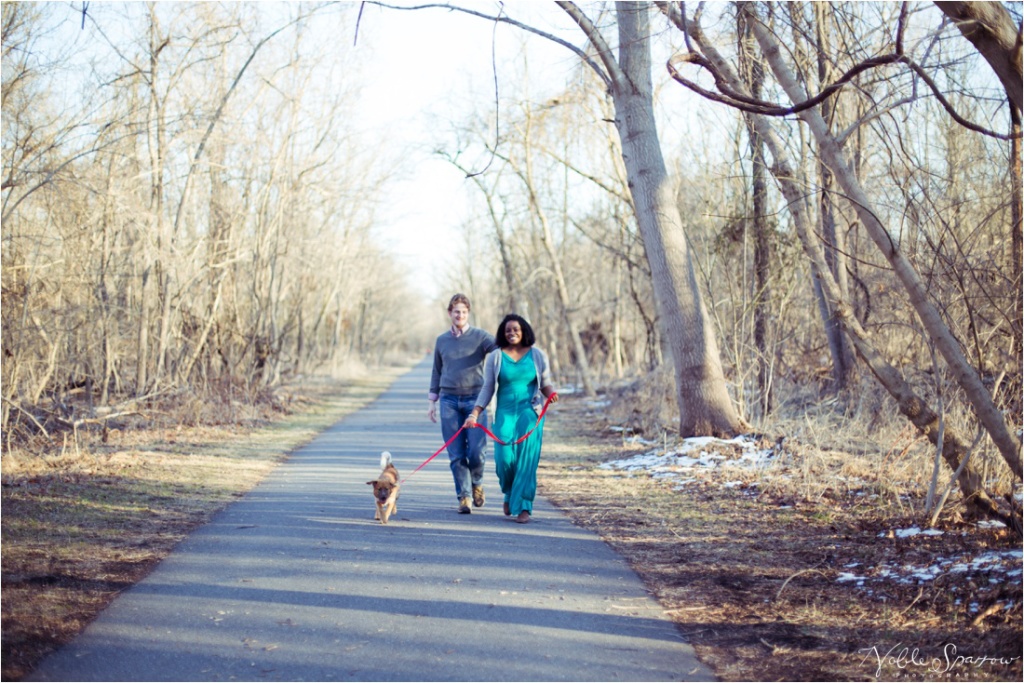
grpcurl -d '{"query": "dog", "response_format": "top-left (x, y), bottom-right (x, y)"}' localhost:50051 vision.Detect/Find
top-left (366, 451), bottom-right (400, 524)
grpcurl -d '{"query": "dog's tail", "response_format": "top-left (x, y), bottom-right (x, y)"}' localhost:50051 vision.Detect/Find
top-left (380, 451), bottom-right (392, 469)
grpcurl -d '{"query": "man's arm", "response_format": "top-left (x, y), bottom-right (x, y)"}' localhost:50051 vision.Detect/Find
top-left (428, 339), bottom-right (443, 422)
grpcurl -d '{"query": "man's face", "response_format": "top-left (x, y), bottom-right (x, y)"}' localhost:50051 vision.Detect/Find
top-left (449, 303), bottom-right (470, 329)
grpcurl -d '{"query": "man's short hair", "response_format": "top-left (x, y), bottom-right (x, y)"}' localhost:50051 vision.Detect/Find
top-left (448, 293), bottom-right (471, 312)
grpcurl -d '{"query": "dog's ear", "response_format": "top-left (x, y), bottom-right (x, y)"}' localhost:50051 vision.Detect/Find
top-left (366, 481), bottom-right (375, 486)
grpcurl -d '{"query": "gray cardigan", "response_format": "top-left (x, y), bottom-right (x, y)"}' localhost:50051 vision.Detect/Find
top-left (474, 347), bottom-right (554, 415)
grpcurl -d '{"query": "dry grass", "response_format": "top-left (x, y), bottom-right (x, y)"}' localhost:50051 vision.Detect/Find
top-left (539, 391), bottom-right (1022, 682)
top-left (0, 363), bottom-right (412, 681)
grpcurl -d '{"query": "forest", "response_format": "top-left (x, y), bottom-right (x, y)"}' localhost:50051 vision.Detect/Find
top-left (3, 0), bottom-right (1019, 529)
top-left (3, 2), bottom-right (1022, 678)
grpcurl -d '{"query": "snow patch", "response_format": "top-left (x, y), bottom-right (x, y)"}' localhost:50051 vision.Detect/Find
top-left (835, 549), bottom-right (1022, 588)
top-left (599, 434), bottom-right (775, 489)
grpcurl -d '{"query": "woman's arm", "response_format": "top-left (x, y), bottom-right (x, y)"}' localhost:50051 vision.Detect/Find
top-left (465, 350), bottom-right (499, 427)
top-left (535, 348), bottom-right (558, 402)
top-left (464, 405), bottom-right (484, 426)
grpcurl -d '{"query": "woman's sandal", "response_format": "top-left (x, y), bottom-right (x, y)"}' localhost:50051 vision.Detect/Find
top-left (515, 511), bottom-right (531, 524)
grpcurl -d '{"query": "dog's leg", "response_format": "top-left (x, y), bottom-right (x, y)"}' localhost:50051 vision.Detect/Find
top-left (381, 492), bottom-right (398, 524)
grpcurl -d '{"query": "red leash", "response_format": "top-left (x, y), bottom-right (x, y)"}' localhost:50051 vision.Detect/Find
top-left (400, 427), bottom-right (465, 485)
top-left (400, 394), bottom-right (556, 485)
top-left (469, 393), bottom-right (556, 446)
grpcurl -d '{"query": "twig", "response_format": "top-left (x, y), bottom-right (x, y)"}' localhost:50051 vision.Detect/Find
top-left (662, 8), bottom-right (1019, 141)
top-left (353, 1), bottom-right (365, 46)
top-left (970, 602), bottom-right (1006, 627)
top-left (897, 585), bottom-right (925, 617)
top-left (367, 1), bottom-right (610, 87)
top-left (664, 606), bottom-right (704, 614)
top-left (53, 410), bottom-right (142, 429)
top-left (775, 568), bottom-right (828, 601)
top-left (0, 396), bottom-right (52, 440)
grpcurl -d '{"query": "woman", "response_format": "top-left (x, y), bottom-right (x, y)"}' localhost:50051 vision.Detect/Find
top-left (464, 314), bottom-right (558, 524)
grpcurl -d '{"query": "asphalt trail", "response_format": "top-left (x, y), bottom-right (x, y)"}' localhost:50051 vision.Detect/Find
top-left (28, 358), bottom-right (713, 682)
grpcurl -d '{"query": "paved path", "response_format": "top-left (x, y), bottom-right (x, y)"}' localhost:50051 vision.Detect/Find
top-left (28, 359), bottom-right (713, 682)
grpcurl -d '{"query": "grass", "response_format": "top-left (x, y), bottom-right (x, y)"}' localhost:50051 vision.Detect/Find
top-left (0, 363), bottom-right (413, 681)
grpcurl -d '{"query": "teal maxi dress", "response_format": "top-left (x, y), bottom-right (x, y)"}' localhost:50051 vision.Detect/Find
top-left (493, 349), bottom-right (544, 516)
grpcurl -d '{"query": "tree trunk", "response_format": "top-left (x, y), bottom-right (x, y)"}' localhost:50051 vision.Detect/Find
top-left (613, 256), bottom-right (624, 379)
top-left (137, 9), bottom-right (165, 396)
top-left (700, 17), bottom-right (1017, 530)
top-left (1010, 98), bottom-right (1022, 362)
top-left (612, 3), bottom-right (745, 436)
top-left (813, 2), bottom-right (855, 390)
top-left (934, 1), bottom-right (1023, 114)
top-left (738, 9), bottom-right (774, 414)
top-left (519, 160), bottom-right (596, 396)
top-left (462, 166), bottom-right (520, 313)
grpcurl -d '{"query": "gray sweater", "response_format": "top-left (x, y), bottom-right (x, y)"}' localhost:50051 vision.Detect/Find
top-left (429, 326), bottom-right (498, 399)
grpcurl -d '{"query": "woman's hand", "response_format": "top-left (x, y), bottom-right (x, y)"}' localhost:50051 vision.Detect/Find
top-left (463, 412), bottom-right (479, 429)
top-left (545, 390), bottom-right (559, 404)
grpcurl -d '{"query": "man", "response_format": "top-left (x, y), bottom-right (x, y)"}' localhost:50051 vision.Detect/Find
top-left (428, 293), bottom-right (497, 514)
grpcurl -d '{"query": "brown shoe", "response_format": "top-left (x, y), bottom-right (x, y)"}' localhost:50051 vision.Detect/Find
top-left (458, 498), bottom-right (472, 514)
top-left (515, 511), bottom-right (531, 524)
top-left (503, 501), bottom-right (511, 516)
top-left (472, 485), bottom-right (485, 508)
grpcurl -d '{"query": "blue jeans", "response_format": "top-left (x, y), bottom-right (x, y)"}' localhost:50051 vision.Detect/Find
top-left (440, 394), bottom-right (488, 501)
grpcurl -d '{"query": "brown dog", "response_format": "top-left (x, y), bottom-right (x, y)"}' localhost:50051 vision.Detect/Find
top-left (366, 451), bottom-right (400, 524)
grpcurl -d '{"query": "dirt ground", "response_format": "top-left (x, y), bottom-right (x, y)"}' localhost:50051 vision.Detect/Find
top-left (538, 394), bottom-right (1022, 682)
top-left (2, 375), bottom-right (1021, 682)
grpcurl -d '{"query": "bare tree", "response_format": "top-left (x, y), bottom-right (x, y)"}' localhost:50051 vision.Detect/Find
top-left (747, 9), bottom-right (1020, 479)
top-left (658, 1), bottom-right (1021, 529)
top-left (737, 8), bottom-right (776, 413)
top-left (1, 3), bottom-right (423, 444)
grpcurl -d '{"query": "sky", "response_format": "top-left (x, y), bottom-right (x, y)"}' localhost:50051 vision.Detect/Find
top-left (347, 1), bottom-right (732, 303)
top-left (36, 0), bottom-right (584, 304)
top-left (341, 2), bottom-right (617, 303)
top-left (31, 1), bottom-right (727, 305)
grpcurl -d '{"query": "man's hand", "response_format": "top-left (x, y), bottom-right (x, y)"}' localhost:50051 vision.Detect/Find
top-left (427, 400), bottom-right (438, 423)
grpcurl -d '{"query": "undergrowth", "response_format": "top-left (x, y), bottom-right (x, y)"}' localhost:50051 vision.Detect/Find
top-left (596, 365), bottom-right (1020, 525)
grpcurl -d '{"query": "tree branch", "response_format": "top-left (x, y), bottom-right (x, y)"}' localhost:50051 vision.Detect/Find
top-left (657, 3), bottom-right (1020, 141)
top-left (365, 1), bottom-right (612, 88)
top-left (553, 1), bottom-right (620, 91)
